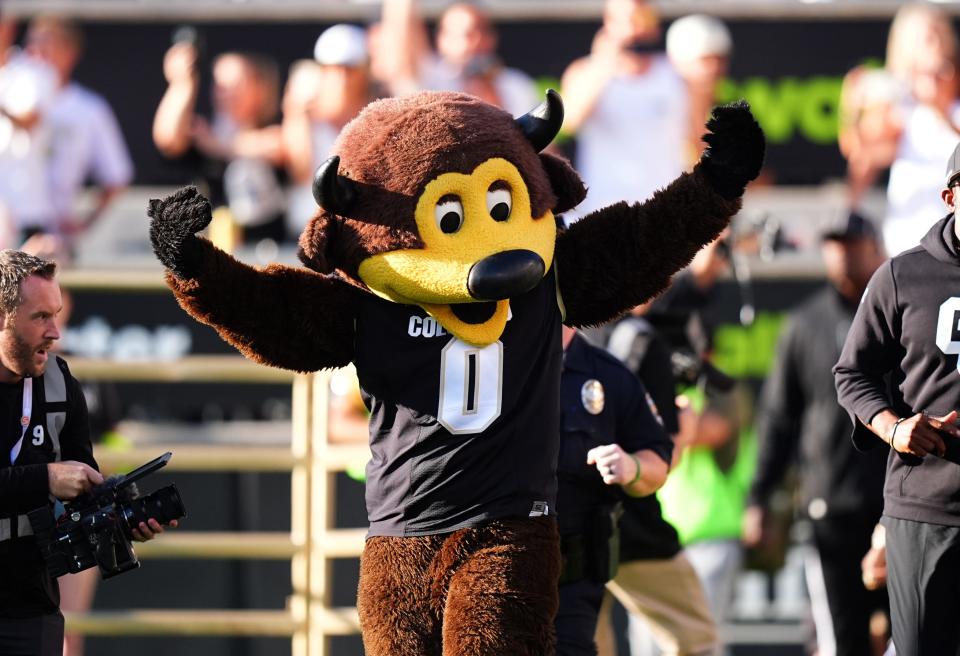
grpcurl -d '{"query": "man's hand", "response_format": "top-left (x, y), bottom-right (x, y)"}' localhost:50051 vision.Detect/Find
top-left (163, 42), bottom-right (199, 86)
top-left (742, 505), bottom-right (769, 550)
top-left (587, 443), bottom-right (638, 487)
top-left (48, 461), bottom-right (103, 500)
top-left (861, 523), bottom-right (887, 590)
top-left (698, 101), bottom-right (766, 200)
top-left (131, 518), bottom-right (179, 543)
top-left (282, 62), bottom-right (323, 116)
top-left (861, 544), bottom-right (887, 590)
top-left (147, 186), bottom-right (213, 279)
top-left (887, 410), bottom-right (959, 458)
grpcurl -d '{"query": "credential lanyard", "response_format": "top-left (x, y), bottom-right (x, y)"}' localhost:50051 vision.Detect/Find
top-left (9, 378), bottom-right (32, 464)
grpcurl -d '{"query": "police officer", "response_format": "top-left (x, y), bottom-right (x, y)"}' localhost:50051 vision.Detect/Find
top-left (556, 326), bottom-right (673, 656)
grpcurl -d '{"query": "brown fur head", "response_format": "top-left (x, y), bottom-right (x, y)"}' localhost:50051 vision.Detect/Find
top-left (297, 91), bottom-right (585, 277)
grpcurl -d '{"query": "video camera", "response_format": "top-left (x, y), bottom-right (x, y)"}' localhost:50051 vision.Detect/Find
top-left (28, 452), bottom-right (186, 580)
top-left (670, 348), bottom-right (735, 393)
top-left (716, 212), bottom-right (791, 264)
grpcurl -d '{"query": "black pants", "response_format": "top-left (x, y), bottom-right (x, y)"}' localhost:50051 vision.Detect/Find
top-left (556, 579), bottom-right (606, 656)
top-left (811, 515), bottom-right (888, 656)
top-left (884, 516), bottom-right (960, 656)
top-left (0, 612), bottom-right (64, 656)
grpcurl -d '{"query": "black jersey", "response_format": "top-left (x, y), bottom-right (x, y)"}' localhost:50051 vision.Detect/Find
top-left (356, 269), bottom-right (563, 537)
top-left (0, 356), bottom-right (97, 617)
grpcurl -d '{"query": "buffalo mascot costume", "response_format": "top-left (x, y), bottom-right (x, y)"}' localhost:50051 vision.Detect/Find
top-left (148, 90), bottom-right (763, 655)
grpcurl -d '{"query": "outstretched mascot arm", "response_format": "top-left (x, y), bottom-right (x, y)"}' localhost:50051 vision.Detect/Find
top-left (556, 101), bottom-right (765, 328)
top-left (149, 187), bottom-right (358, 372)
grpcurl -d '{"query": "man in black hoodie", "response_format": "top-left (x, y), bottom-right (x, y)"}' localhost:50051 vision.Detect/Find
top-left (835, 145), bottom-right (960, 656)
top-left (748, 211), bottom-right (888, 656)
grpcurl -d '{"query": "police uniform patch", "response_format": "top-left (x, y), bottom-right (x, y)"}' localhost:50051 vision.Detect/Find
top-left (581, 379), bottom-right (605, 414)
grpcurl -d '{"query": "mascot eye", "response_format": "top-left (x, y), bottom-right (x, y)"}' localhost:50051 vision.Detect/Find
top-left (435, 197), bottom-right (464, 234)
top-left (487, 187), bottom-right (512, 222)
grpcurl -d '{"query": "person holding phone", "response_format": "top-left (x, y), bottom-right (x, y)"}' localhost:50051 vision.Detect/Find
top-left (376, 0), bottom-right (538, 117)
top-left (560, 0), bottom-right (691, 219)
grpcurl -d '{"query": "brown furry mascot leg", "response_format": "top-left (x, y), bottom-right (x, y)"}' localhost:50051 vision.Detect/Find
top-left (358, 534), bottom-right (444, 656)
top-left (357, 518), bottom-right (560, 656)
top-left (440, 518), bottom-right (560, 656)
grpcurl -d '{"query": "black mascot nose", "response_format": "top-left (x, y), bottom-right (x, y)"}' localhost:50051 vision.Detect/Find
top-left (467, 250), bottom-right (545, 300)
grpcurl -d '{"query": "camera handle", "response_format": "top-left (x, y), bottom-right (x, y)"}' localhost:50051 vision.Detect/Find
top-left (117, 452), bottom-right (172, 489)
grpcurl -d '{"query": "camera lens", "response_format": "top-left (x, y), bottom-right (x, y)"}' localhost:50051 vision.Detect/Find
top-left (122, 484), bottom-right (186, 535)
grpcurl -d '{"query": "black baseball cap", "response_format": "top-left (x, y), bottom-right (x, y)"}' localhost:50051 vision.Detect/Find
top-left (821, 210), bottom-right (878, 242)
top-left (947, 140), bottom-right (960, 187)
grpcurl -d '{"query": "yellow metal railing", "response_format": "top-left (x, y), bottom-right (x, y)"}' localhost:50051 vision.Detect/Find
top-left (62, 355), bottom-right (366, 655)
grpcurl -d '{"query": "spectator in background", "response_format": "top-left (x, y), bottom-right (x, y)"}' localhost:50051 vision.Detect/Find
top-left (327, 366), bottom-right (370, 447)
top-left (153, 39), bottom-right (287, 248)
top-left (561, 0), bottom-right (689, 217)
top-left (0, 13), bottom-right (58, 241)
top-left (657, 379), bottom-right (754, 656)
top-left (25, 15), bottom-right (133, 243)
top-left (840, 2), bottom-right (960, 256)
top-left (665, 14), bottom-right (732, 165)
top-left (377, 0), bottom-right (538, 116)
top-left (282, 24), bottom-right (373, 236)
top-left (839, 66), bottom-right (902, 208)
top-left (744, 212), bottom-right (888, 656)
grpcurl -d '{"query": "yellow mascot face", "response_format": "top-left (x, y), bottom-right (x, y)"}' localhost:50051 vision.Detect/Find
top-left (305, 90), bottom-right (582, 347)
top-left (357, 158), bottom-right (556, 346)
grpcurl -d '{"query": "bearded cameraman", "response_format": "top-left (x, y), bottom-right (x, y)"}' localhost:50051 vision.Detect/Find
top-left (0, 250), bottom-right (167, 656)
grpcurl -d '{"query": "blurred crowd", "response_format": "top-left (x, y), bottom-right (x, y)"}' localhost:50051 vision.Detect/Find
top-left (2, 0), bottom-right (732, 259)
top-left (2, 1), bottom-right (960, 655)
top-left (0, 13), bottom-right (132, 263)
top-left (0, 1), bottom-right (953, 260)
top-left (0, 2), bottom-right (957, 259)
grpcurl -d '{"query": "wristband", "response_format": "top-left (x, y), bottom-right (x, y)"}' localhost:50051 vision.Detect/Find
top-left (888, 417), bottom-right (907, 446)
top-left (628, 454), bottom-right (642, 487)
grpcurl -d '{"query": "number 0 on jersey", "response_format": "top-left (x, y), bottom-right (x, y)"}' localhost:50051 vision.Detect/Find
top-left (438, 339), bottom-right (504, 434)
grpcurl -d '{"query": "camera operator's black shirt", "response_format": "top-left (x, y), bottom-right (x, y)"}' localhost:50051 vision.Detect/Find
top-left (557, 334), bottom-right (671, 537)
top-left (356, 269), bottom-right (562, 537)
top-left (0, 357), bottom-right (96, 618)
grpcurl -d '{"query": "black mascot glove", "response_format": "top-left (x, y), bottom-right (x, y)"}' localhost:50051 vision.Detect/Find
top-left (148, 186), bottom-right (212, 279)
top-left (698, 100), bottom-right (765, 201)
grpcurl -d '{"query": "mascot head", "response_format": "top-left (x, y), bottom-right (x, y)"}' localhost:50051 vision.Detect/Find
top-left (298, 90), bottom-right (586, 346)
